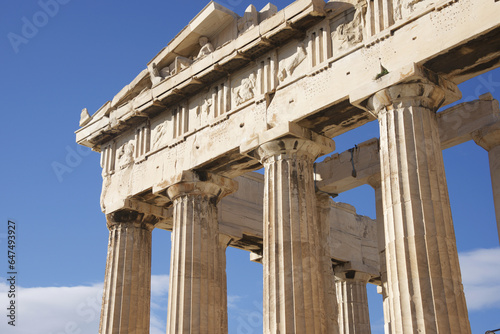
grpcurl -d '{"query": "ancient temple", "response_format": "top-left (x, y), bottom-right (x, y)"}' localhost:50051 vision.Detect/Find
top-left (76, 0), bottom-right (500, 333)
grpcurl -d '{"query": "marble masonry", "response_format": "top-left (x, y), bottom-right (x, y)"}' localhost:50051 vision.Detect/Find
top-left (76, 0), bottom-right (500, 333)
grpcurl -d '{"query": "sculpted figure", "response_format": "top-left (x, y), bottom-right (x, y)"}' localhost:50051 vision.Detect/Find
top-left (201, 96), bottom-right (212, 114)
top-left (333, 0), bottom-right (367, 51)
top-left (196, 36), bottom-right (214, 59)
top-left (278, 43), bottom-right (307, 82)
top-left (394, 0), bottom-right (425, 20)
top-left (149, 62), bottom-right (170, 85)
top-left (80, 108), bottom-right (91, 126)
top-left (117, 142), bottom-right (134, 168)
top-left (152, 121), bottom-right (167, 149)
top-left (233, 73), bottom-right (256, 106)
top-left (237, 5), bottom-right (258, 33)
top-left (172, 36), bottom-right (214, 75)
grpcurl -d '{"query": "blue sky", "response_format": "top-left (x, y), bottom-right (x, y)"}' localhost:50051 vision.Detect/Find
top-left (0, 0), bottom-right (499, 333)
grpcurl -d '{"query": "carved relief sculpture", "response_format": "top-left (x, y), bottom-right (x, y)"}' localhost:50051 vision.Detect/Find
top-left (277, 43), bottom-right (307, 82)
top-left (394, 0), bottom-right (425, 21)
top-left (117, 142), bottom-right (134, 169)
top-left (237, 5), bottom-right (259, 34)
top-left (233, 73), bottom-right (256, 106)
top-left (149, 62), bottom-right (171, 85)
top-left (172, 36), bottom-right (214, 75)
top-left (80, 108), bottom-right (91, 127)
top-left (201, 96), bottom-right (213, 115)
top-left (152, 121), bottom-right (168, 150)
top-left (333, 0), bottom-right (367, 51)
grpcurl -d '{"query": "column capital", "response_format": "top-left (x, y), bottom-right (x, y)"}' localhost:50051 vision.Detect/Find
top-left (473, 122), bottom-right (500, 152)
top-left (166, 170), bottom-right (238, 203)
top-left (219, 234), bottom-right (232, 248)
top-left (350, 63), bottom-right (461, 115)
top-left (256, 137), bottom-right (333, 164)
top-left (240, 122), bottom-right (335, 162)
top-left (334, 266), bottom-right (372, 283)
top-left (106, 209), bottom-right (159, 231)
top-left (367, 82), bottom-right (447, 116)
top-left (367, 174), bottom-right (382, 189)
top-left (316, 192), bottom-right (333, 209)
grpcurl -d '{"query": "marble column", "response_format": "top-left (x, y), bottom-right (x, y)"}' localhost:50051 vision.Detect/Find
top-left (256, 137), bottom-right (336, 334)
top-left (99, 210), bottom-right (158, 334)
top-left (335, 270), bottom-right (372, 334)
top-left (473, 123), bottom-right (500, 244)
top-left (368, 176), bottom-right (391, 334)
top-left (316, 193), bottom-right (340, 333)
top-left (166, 172), bottom-right (237, 334)
top-left (367, 82), bottom-right (470, 333)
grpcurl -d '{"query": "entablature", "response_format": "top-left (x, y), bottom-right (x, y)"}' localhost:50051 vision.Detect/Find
top-left (78, 0), bottom-right (500, 216)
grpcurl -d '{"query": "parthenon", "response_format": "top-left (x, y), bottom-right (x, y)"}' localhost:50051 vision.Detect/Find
top-left (76, 0), bottom-right (500, 333)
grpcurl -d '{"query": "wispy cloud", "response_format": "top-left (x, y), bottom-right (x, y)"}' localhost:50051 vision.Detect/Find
top-left (459, 247), bottom-right (500, 311)
top-left (228, 294), bottom-right (242, 309)
top-left (0, 274), bottom-right (169, 334)
top-left (1, 248), bottom-right (497, 333)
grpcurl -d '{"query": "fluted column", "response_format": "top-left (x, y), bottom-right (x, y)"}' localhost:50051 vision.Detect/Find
top-left (368, 176), bottom-right (391, 334)
top-left (166, 172), bottom-right (237, 334)
top-left (256, 137), bottom-right (336, 334)
top-left (100, 210), bottom-right (158, 334)
top-left (367, 82), bottom-right (470, 333)
top-left (316, 193), bottom-right (340, 333)
top-left (473, 123), bottom-right (500, 244)
top-left (335, 270), bottom-right (372, 334)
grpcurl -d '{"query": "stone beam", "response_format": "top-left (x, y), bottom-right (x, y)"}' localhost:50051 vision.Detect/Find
top-left (315, 95), bottom-right (500, 194)
top-left (439, 93), bottom-right (500, 149)
top-left (223, 174), bottom-right (378, 278)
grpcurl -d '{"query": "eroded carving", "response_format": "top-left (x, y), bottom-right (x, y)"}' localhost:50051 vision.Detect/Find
top-left (233, 73), bottom-right (256, 106)
top-left (80, 108), bottom-right (91, 127)
top-left (149, 62), bottom-right (171, 85)
top-left (152, 121), bottom-right (168, 150)
top-left (173, 37), bottom-right (214, 75)
top-left (395, 0), bottom-right (425, 20)
top-left (117, 142), bottom-right (135, 169)
top-left (333, 0), bottom-right (367, 51)
top-left (278, 43), bottom-right (307, 82)
top-left (201, 96), bottom-right (213, 115)
top-left (238, 5), bottom-right (259, 34)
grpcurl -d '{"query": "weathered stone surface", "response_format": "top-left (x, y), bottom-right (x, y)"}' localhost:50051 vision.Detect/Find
top-left (473, 121), bottom-right (500, 244)
top-left (165, 172), bottom-right (237, 334)
top-left (315, 96), bottom-right (500, 195)
top-left (100, 211), bottom-right (158, 334)
top-left (335, 269), bottom-right (372, 334)
top-left (77, 0), bottom-right (500, 332)
top-left (368, 79), bottom-right (470, 334)
top-left (254, 138), bottom-right (336, 334)
top-left (76, 0), bottom-right (500, 214)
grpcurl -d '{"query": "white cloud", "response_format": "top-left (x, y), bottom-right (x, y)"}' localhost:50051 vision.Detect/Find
top-left (150, 274), bottom-right (169, 333)
top-left (0, 275), bottom-right (169, 334)
top-left (459, 247), bottom-right (500, 311)
top-left (227, 295), bottom-right (242, 309)
top-left (4, 246), bottom-right (496, 334)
